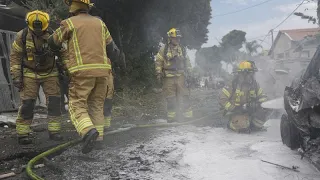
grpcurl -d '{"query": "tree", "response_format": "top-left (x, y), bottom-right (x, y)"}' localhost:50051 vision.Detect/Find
top-left (195, 30), bottom-right (247, 76)
top-left (195, 45), bottom-right (222, 74)
top-left (23, 0), bottom-right (212, 89)
top-left (293, 0), bottom-right (318, 25)
top-left (245, 40), bottom-right (262, 56)
top-left (220, 30), bottom-right (246, 50)
top-left (25, 0), bottom-right (69, 26)
top-left (219, 30), bottom-right (246, 64)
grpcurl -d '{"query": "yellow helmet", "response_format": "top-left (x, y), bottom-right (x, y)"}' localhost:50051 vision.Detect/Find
top-left (237, 61), bottom-right (254, 72)
top-left (65, 0), bottom-right (94, 13)
top-left (25, 10), bottom-right (50, 32)
top-left (64, 0), bottom-right (92, 6)
top-left (167, 28), bottom-right (182, 38)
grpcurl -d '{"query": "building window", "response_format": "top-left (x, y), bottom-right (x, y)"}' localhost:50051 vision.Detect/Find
top-left (301, 51), bottom-right (310, 58)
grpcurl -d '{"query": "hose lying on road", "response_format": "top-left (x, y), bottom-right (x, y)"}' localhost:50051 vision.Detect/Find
top-left (26, 109), bottom-right (222, 180)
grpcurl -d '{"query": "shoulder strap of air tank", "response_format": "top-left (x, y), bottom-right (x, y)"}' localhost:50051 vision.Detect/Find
top-left (21, 27), bottom-right (28, 56)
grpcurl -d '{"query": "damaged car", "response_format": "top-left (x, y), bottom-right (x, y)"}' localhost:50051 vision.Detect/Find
top-left (281, 46), bottom-right (320, 166)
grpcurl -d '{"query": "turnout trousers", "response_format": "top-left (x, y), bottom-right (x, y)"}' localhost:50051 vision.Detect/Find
top-left (104, 72), bottom-right (114, 128)
top-left (16, 76), bottom-right (62, 137)
top-left (68, 76), bottom-right (108, 141)
top-left (163, 75), bottom-right (193, 121)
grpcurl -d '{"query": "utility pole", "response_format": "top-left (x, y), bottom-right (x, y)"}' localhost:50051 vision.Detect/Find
top-left (270, 29), bottom-right (274, 58)
top-left (270, 29), bottom-right (274, 46)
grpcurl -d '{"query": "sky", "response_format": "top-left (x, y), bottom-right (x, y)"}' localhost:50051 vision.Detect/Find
top-left (207, 0), bottom-right (318, 48)
top-left (189, 0), bottom-right (318, 65)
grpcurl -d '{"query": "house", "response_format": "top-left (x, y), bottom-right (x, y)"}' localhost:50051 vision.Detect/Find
top-left (268, 28), bottom-right (320, 60)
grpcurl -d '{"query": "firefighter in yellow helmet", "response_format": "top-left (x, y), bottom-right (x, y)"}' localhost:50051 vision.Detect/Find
top-left (219, 61), bottom-right (268, 133)
top-left (155, 28), bottom-right (193, 122)
top-left (10, 10), bottom-right (66, 145)
top-left (48, 0), bottom-right (120, 154)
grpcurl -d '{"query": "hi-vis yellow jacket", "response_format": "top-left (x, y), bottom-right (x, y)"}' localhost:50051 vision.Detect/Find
top-left (49, 13), bottom-right (113, 77)
top-left (219, 80), bottom-right (268, 112)
top-left (155, 43), bottom-right (192, 77)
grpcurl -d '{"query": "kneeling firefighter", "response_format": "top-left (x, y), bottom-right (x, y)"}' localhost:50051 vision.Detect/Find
top-left (48, 0), bottom-right (120, 154)
top-left (155, 28), bottom-right (193, 122)
top-left (10, 10), bottom-right (66, 144)
top-left (219, 61), bottom-right (268, 132)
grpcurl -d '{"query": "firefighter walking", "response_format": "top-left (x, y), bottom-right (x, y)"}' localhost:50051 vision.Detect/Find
top-left (48, 0), bottom-right (119, 154)
top-left (219, 61), bottom-right (268, 133)
top-left (10, 10), bottom-right (64, 145)
top-left (155, 28), bottom-right (193, 122)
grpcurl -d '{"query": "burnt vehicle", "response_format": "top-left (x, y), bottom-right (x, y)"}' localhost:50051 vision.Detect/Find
top-left (281, 46), bottom-right (320, 167)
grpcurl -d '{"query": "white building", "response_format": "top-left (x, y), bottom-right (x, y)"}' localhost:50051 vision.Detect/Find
top-left (269, 28), bottom-right (320, 60)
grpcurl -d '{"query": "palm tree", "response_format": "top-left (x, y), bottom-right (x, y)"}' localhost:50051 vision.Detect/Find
top-left (245, 40), bottom-right (262, 56)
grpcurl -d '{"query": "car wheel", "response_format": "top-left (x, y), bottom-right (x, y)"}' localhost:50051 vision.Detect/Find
top-left (280, 114), bottom-right (301, 150)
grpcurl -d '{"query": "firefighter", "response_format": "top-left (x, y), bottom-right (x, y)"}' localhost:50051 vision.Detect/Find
top-left (155, 28), bottom-right (193, 122)
top-left (104, 58), bottom-right (114, 131)
top-left (48, 0), bottom-right (119, 154)
top-left (10, 10), bottom-right (65, 145)
top-left (219, 61), bottom-right (268, 133)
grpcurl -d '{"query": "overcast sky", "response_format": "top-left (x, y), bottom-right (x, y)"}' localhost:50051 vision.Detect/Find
top-left (189, 0), bottom-right (319, 65)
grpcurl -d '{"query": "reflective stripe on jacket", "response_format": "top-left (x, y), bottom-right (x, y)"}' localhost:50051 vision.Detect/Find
top-left (219, 81), bottom-right (267, 112)
top-left (49, 13), bottom-right (113, 77)
top-left (155, 44), bottom-right (192, 77)
top-left (10, 29), bottom-right (65, 79)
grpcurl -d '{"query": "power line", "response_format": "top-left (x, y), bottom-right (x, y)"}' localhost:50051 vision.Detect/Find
top-left (272, 0), bottom-right (306, 30)
top-left (258, 32), bottom-right (271, 47)
top-left (212, 0), bottom-right (275, 18)
top-left (247, 35), bottom-right (269, 41)
top-left (247, 32), bottom-right (279, 41)
top-left (258, 0), bottom-right (306, 47)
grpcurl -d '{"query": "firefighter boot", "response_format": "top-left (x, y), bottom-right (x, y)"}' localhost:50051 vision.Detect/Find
top-left (82, 128), bottom-right (99, 154)
top-left (16, 99), bottom-right (36, 145)
top-left (182, 95), bottom-right (193, 121)
top-left (47, 96), bottom-right (63, 141)
top-left (166, 98), bottom-right (177, 123)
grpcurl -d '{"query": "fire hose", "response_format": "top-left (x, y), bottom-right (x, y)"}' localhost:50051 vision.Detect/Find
top-left (26, 109), bottom-right (223, 180)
